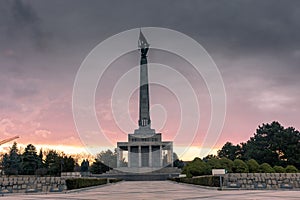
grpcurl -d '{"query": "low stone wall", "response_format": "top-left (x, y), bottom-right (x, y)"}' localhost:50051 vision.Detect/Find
top-left (224, 173), bottom-right (300, 189)
top-left (0, 176), bottom-right (66, 194)
top-left (61, 172), bottom-right (82, 178)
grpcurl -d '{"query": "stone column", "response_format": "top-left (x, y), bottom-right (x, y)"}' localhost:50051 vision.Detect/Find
top-left (159, 145), bottom-right (162, 167)
top-left (149, 145), bottom-right (152, 167)
top-left (128, 146), bottom-right (131, 168)
top-left (138, 145), bottom-right (142, 167)
top-left (170, 143), bottom-right (174, 167)
top-left (117, 147), bottom-right (120, 168)
top-left (119, 149), bottom-right (123, 167)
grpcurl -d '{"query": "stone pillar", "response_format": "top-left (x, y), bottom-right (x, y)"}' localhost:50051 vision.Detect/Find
top-left (138, 145), bottom-right (142, 167)
top-left (159, 145), bottom-right (162, 167)
top-left (170, 143), bottom-right (173, 167)
top-left (119, 149), bottom-right (123, 167)
top-left (128, 146), bottom-right (131, 168)
top-left (149, 145), bottom-right (152, 167)
top-left (117, 147), bottom-right (120, 168)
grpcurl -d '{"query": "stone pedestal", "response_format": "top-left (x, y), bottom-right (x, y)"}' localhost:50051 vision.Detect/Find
top-left (117, 128), bottom-right (173, 169)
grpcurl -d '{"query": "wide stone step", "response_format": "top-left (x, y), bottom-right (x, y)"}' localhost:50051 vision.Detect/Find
top-left (105, 167), bottom-right (181, 174)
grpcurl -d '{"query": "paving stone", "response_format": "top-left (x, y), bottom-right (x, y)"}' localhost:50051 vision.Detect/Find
top-left (2, 181), bottom-right (300, 200)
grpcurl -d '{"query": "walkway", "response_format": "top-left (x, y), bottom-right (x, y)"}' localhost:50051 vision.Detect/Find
top-left (2, 181), bottom-right (300, 199)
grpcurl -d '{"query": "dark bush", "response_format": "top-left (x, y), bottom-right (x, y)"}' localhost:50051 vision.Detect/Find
top-left (66, 178), bottom-right (120, 190)
top-left (172, 176), bottom-right (222, 187)
top-left (207, 158), bottom-right (222, 169)
top-left (285, 165), bottom-right (298, 173)
top-left (219, 158), bottom-right (233, 173)
top-left (182, 158), bottom-right (211, 177)
top-left (259, 163), bottom-right (275, 173)
top-left (233, 159), bottom-right (249, 173)
top-left (273, 166), bottom-right (285, 173)
top-left (246, 159), bottom-right (259, 173)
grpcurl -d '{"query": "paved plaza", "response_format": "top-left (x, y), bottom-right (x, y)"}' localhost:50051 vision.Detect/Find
top-left (1, 181), bottom-right (300, 200)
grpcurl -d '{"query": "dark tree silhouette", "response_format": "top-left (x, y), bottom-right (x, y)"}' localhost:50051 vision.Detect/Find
top-left (217, 142), bottom-right (241, 160)
top-left (2, 142), bottom-right (21, 175)
top-left (242, 121), bottom-right (300, 167)
top-left (21, 144), bottom-right (40, 175)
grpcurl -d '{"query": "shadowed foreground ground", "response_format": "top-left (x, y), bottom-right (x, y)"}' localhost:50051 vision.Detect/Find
top-left (1, 181), bottom-right (300, 200)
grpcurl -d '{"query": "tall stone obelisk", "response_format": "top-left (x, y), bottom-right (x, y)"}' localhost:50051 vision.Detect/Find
top-left (138, 30), bottom-right (151, 128)
top-left (134, 30), bottom-right (155, 135)
top-left (116, 30), bottom-right (173, 169)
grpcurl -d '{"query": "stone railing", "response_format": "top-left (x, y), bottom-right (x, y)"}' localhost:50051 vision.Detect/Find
top-left (0, 176), bottom-right (66, 194)
top-left (224, 173), bottom-right (300, 189)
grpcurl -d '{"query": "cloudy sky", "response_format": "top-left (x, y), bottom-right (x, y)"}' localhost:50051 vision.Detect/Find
top-left (0, 0), bottom-right (299, 159)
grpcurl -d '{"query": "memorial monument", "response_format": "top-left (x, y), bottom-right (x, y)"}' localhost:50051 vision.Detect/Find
top-left (116, 31), bottom-right (174, 171)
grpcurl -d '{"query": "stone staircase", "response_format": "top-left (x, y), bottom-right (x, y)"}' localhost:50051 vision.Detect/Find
top-left (92, 167), bottom-right (182, 181)
top-left (105, 167), bottom-right (181, 174)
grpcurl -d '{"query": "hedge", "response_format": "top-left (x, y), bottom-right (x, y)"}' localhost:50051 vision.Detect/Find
top-left (273, 166), bottom-right (285, 173)
top-left (259, 163), bottom-right (275, 173)
top-left (172, 176), bottom-right (222, 187)
top-left (66, 178), bottom-right (121, 190)
top-left (285, 165), bottom-right (298, 173)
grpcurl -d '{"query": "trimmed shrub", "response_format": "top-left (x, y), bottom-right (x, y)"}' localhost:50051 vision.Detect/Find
top-left (285, 165), bottom-right (298, 173)
top-left (66, 178), bottom-right (120, 190)
top-left (259, 163), bottom-right (275, 173)
top-left (182, 158), bottom-right (211, 177)
top-left (273, 166), bottom-right (285, 173)
top-left (173, 176), bottom-right (222, 187)
top-left (233, 159), bottom-right (249, 173)
top-left (207, 158), bottom-right (222, 169)
top-left (246, 159), bottom-right (259, 173)
top-left (219, 158), bottom-right (233, 173)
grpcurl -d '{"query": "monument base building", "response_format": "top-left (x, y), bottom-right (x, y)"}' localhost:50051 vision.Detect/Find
top-left (117, 127), bottom-right (173, 169)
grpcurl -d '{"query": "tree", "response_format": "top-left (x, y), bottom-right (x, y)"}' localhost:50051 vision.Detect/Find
top-left (217, 142), bottom-right (241, 160)
top-left (74, 163), bottom-right (81, 172)
top-left (206, 158), bottom-right (222, 169)
top-left (21, 144), bottom-right (40, 175)
top-left (96, 149), bottom-right (117, 168)
top-left (281, 127), bottom-right (300, 168)
top-left (241, 122), bottom-right (280, 165)
top-left (38, 149), bottom-right (44, 166)
top-left (203, 154), bottom-right (218, 161)
top-left (241, 121), bottom-right (300, 167)
top-left (232, 159), bottom-right (248, 173)
top-left (35, 148), bottom-right (48, 176)
top-left (90, 149), bottom-right (125, 174)
top-left (173, 152), bottom-right (185, 169)
top-left (80, 159), bottom-right (89, 172)
top-left (2, 142), bottom-right (21, 175)
top-left (62, 156), bottom-right (75, 172)
top-left (45, 150), bottom-right (62, 176)
top-left (90, 159), bottom-right (110, 174)
top-left (172, 153), bottom-right (185, 168)
top-left (219, 157), bottom-right (234, 173)
top-left (0, 144), bottom-right (78, 176)
top-left (95, 149), bottom-right (126, 168)
top-left (246, 159), bottom-right (259, 173)
top-left (1, 153), bottom-right (10, 175)
top-left (173, 159), bottom-right (185, 169)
